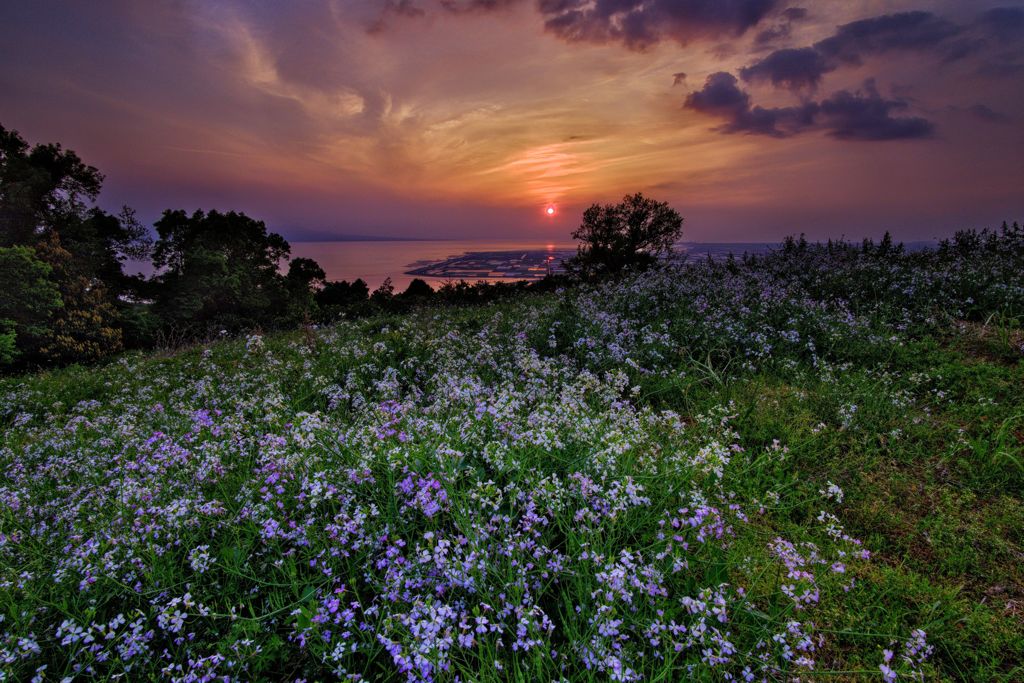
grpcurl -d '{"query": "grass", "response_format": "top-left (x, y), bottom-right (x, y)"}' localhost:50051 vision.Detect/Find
top-left (1, 238), bottom-right (1023, 681)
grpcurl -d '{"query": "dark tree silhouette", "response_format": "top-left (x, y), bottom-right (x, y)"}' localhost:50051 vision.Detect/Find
top-left (402, 278), bottom-right (434, 298)
top-left (287, 258), bottom-right (327, 290)
top-left (0, 124), bottom-right (103, 248)
top-left (315, 278), bottom-right (370, 320)
top-left (566, 192), bottom-right (683, 278)
top-left (151, 209), bottom-right (294, 334)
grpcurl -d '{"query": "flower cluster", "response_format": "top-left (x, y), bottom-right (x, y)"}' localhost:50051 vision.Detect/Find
top-left (6, 229), bottom-right (1015, 679)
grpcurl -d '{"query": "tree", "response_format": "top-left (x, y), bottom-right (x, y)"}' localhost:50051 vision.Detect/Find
top-left (566, 192), bottom-right (683, 278)
top-left (401, 278), bottom-right (434, 299)
top-left (315, 278), bottom-right (369, 320)
top-left (150, 209), bottom-right (295, 335)
top-left (285, 257), bottom-right (327, 322)
top-left (1, 124), bottom-right (103, 248)
top-left (286, 258), bottom-right (326, 291)
top-left (56, 205), bottom-right (150, 296)
top-left (371, 277), bottom-right (395, 304)
top-left (34, 232), bottom-right (123, 364)
top-left (0, 246), bottom-right (62, 366)
top-left (1, 124), bottom-right (150, 364)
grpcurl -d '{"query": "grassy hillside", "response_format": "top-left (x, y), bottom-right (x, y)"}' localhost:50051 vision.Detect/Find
top-left (2, 232), bottom-right (1022, 681)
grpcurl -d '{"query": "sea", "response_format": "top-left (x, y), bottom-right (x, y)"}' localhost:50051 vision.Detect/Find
top-left (290, 240), bottom-right (780, 291)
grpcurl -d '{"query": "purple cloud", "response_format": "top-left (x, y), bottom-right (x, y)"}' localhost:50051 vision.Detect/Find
top-left (538, 0), bottom-right (781, 50)
top-left (685, 72), bottom-right (933, 141)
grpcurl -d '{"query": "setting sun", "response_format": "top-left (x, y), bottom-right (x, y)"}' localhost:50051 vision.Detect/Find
top-left (546, 206), bottom-right (556, 216)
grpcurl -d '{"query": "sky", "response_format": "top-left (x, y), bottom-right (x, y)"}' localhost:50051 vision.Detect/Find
top-left (1, 0), bottom-right (1022, 243)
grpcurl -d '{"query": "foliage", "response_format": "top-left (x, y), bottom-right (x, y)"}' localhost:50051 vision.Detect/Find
top-left (566, 192), bottom-right (683, 278)
top-left (1, 226), bottom-right (1021, 681)
top-left (403, 278), bottom-right (434, 298)
top-left (316, 278), bottom-right (371, 320)
top-left (31, 232), bottom-right (125, 365)
top-left (1, 123), bottom-right (566, 368)
top-left (0, 125), bottom-right (103, 248)
top-left (0, 322), bottom-right (14, 367)
top-left (0, 245), bottom-right (62, 365)
top-left (0, 125), bottom-right (149, 368)
top-left (150, 209), bottom-right (295, 335)
top-left (285, 257), bottom-right (327, 323)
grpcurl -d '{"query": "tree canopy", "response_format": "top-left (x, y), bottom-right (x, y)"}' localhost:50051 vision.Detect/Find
top-left (151, 209), bottom-right (294, 334)
top-left (0, 125), bottom-right (152, 366)
top-left (1, 124), bottom-right (103, 248)
top-left (0, 246), bottom-right (62, 365)
top-left (567, 192), bottom-right (683, 277)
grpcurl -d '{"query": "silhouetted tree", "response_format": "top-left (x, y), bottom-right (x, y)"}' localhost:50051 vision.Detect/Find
top-left (317, 279), bottom-right (368, 309)
top-left (285, 257), bottom-right (327, 322)
top-left (150, 209), bottom-right (293, 335)
top-left (287, 258), bottom-right (326, 290)
top-left (566, 193), bottom-right (683, 278)
top-left (371, 277), bottom-right (395, 306)
top-left (401, 278), bottom-right (434, 298)
top-left (33, 232), bottom-right (123, 364)
top-left (1, 124), bottom-right (102, 248)
top-left (315, 278), bottom-right (369, 321)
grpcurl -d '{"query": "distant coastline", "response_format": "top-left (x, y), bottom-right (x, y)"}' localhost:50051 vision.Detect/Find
top-left (288, 238), bottom-right (942, 291)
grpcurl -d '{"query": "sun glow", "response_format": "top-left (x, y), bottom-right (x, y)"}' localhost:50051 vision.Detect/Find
top-left (546, 206), bottom-right (556, 216)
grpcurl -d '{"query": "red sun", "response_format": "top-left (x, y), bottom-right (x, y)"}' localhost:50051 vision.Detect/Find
top-left (545, 206), bottom-right (556, 216)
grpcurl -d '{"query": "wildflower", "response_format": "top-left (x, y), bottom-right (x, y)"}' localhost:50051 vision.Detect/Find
top-left (188, 545), bottom-right (213, 573)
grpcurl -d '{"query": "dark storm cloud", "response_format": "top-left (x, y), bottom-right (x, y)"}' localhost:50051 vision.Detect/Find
top-left (816, 80), bottom-right (934, 140)
top-left (369, 0), bottom-right (424, 33)
top-left (683, 72), bottom-right (816, 137)
top-left (971, 6), bottom-right (1024, 76)
top-left (683, 72), bottom-right (751, 118)
top-left (741, 11), bottom-right (964, 91)
top-left (976, 6), bottom-right (1024, 42)
top-left (536, 0), bottom-right (781, 50)
top-left (814, 11), bottom-right (961, 63)
top-left (685, 72), bottom-right (934, 141)
top-left (739, 47), bottom-right (832, 89)
top-left (387, 0), bottom-right (427, 17)
top-left (741, 7), bottom-right (1024, 93)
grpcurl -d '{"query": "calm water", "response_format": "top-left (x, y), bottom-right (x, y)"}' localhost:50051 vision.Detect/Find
top-left (290, 240), bottom-right (779, 291)
top-left (125, 238), bottom-right (937, 293)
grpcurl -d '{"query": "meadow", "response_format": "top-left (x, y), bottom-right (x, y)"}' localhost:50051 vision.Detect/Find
top-left (1, 226), bottom-right (1022, 681)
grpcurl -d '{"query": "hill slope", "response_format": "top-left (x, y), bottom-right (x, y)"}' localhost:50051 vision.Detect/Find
top-left (2, 234), bottom-right (1023, 681)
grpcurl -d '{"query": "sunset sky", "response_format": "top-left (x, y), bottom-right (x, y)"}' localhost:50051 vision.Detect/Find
top-left (2, 0), bottom-right (1022, 242)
